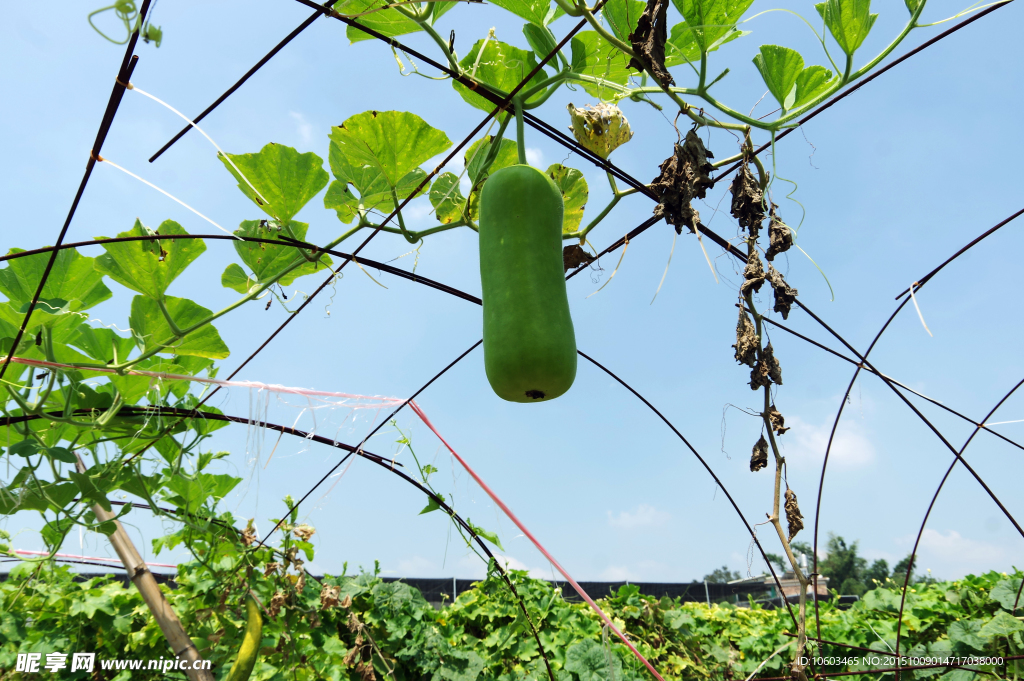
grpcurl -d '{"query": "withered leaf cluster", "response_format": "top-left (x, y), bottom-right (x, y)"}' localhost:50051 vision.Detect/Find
top-left (730, 164), bottom-right (765, 238)
top-left (766, 210), bottom-right (793, 261)
top-left (741, 249), bottom-right (765, 296)
top-left (264, 562), bottom-right (281, 577)
top-left (767, 403), bottom-right (790, 436)
top-left (563, 244), bottom-right (595, 272)
top-left (240, 520), bottom-right (257, 547)
top-left (733, 307), bottom-right (758, 367)
top-left (292, 524), bottom-right (316, 541)
top-left (750, 435), bottom-right (769, 472)
top-left (268, 590), bottom-right (286, 618)
top-left (650, 130), bottom-right (714, 234)
top-left (320, 584), bottom-right (342, 609)
top-left (785, 488), bottom-right (804, 541)
top-left (750, 341), bottom-right (782, 390)
top-left (627, 0), bottom-right (674, 87)
top-left (766, 265), bottom-right (798, 320)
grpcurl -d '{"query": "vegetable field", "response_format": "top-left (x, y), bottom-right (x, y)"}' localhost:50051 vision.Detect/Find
top-left (1, 0), bottom-right (1022, 679)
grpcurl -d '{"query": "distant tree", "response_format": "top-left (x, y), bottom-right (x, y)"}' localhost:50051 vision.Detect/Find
top-left (891, 554), bottom-right (917, 584)
top-left (764, 552), bottom-right (787, 573)
top-left (819, 534), bottom-right (868, 596)
top-left (864, 559), bottom-right (890, 586)
top-left (703, 566), bottom-right (742, 583)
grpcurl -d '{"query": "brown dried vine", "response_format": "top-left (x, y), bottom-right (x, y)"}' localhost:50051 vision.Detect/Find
top-left (767, 265), bottom-right (798, 320)
top-left (730, 163), bottom-right (765, 239)
top-left (785, 488), bottom-right (804, 541)
top-left (627, 0), bottom-right (674, 87)
top-left (750, 435), bottom-right (769, 472)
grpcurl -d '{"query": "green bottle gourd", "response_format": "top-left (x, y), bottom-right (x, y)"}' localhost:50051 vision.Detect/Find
top-left (479, 164), bottom-right (577, 402)
top-left (225, 596), bottom-right (263, 681)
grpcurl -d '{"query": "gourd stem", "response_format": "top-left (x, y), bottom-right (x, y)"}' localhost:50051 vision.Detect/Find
top-left (514, 97), bottom-right (527, 165)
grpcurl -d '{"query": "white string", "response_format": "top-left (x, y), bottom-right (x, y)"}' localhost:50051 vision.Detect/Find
top-left (908, 282), bottom-right (934, 337)
top-left (97, 156), bottom-right (238, 238)
top-left (127, 83), bottom-right (271, 207)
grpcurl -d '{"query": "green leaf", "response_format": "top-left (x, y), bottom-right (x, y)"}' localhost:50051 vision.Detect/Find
top-left (980, 610), bottom-right (1024, 639)
top-left (948, 619), bottom-right (986, 652)
top-left (419, 494), bottom-right (445, 515)
top-left (221, 263), bottom-right (255, 295)
top-left (793, 64), bottom-right (837, 108)
top-left (467, 519), bottom-right (504, 550)
top-left (602, 0), bottom-right (646, 43)
top-left (429, 173), bottom-right (468, 225)
top-left (431, 649), bottom-right (486, 681)
top-left (990, 578), bottom-right (1023, 611)
top-left (129, 295), bottom-right (230, 359)
top-left (41, 517), bottom-right (76, 549)
top-left (545, 164), bottom-right (589, 235)
top-left (490, 0), bottom-right (551, 26)
top-left (0, 248), bottom-right (111, 311)
top-left (163, 472), bottom-right (241, 511)
top-left (73, 325), bottom-right (138, 364)
top-left (94, 220), bottom-right (206, 300)
top-left (9, 440), bottom-right (40, 458)
top-left (753, 45), bottom-right (805, 110)
top-left (223, 221), bottom-right (332, 295)
top-left (69, 470), bottom-right (112, 512)
top-left (522, 23), bottom-right (558, 58)
top-left (336, 0), bottom-right (423, 43)
top-left (569, 31), bottom-right (632, 100)
top-left (220, 144), bottom-right (329, 222)
top-left (323, 180), bottom-right (360, 224)
top-left (905, 0), bottom-right (921, 13)
top-left (0, 300), bottom-right (87, 339)
top-left (814, 0), bottom-right (878, 56)
top-left (565, 639), bottom-right (622, 681)
top-left (465, 137), bottom-right (519, 186)
top-left (453, 39), bottom-right (550, 112)
top-left (46, 447), bottom-right (77, 464)
top-left (667, 21), bottom-right (747, 65)
top-left (673, 0), bottom-right (755, 54)
top-left (330, 110), bottom-right (452, 189)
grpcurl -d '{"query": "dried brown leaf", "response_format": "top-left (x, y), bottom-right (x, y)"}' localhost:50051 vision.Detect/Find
top-left (343, 646), bottom-right (359, 667)
top-left (767, 403), bottom-right (790, 436)
top-left (750, 435), bottom-right (769, 472)
top-left (765, 210), bottom-right (793, 261)
top-left (733, 307), bottom-right (758, 367)
top-left (785, 488), bottom-right (804, 542)
top-left (750, 342), bottom-right (782, 390)
top-left (766, 264), bottom-right (798, 320)
top-left (563, 244), bottom-right (595, 272)
top-left (356, 661), bottom-right (377, 681)
top-left (730, 164), bottom-right (765, 239)
top-left (292, 524), bottom-right (316, 541)
top-left (264, 562), bottom-right (281, 578)
top-left (241, 519), bottom-right (257, 547)
top-left (741, 249), bottom-right (765, 296)
top-left (628, 0), bottom-right (674, 87)
top-left (320, 584), bottom-right (342, 609)
top-left (650, 130), bottom-right (714, 234)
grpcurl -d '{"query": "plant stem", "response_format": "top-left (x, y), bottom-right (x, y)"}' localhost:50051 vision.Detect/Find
top-left (515, 98), bottom-right (527, 165)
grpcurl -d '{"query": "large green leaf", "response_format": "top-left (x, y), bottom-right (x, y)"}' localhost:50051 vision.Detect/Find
top-left (162, 472), bottom-right (241, 511)
top-left (329, 111), bottom-right (451, 196)
top-left (489, 0), bottom-right (551, 27)
top-left (324, 169), bottom-right (429, 221)
top-left (815, 0), bottom-right (877, 56)
top-left (948, 619), bottom-right (986, 652)
top-left (753, 45), bottom-right (805, 110)
top-left (129, 295), bottom-right (230, 359)
top-left (793, 64), bottom-right (837, 109)
top-left (68, 471), bottom-right (112, 512)
top-left (602, 0), bottom-right (646, 43)
top-left (989, 577), bottom-right (1024, 611)
top-left (980, 610), bottom-right (1024, 639)
top-left (545, 164), bottom-right (589, 235)
top-left (73, 325), bottom-right (137, 364)
top-left (570, 31), bottom-right (633, 100)
top-left (0, 301), bottom-right (87, 340)
top-left (673, 0), bottom-right (755, 54)
top-left (666, 20), bottom-right (746, 65)
top-left (565, 639), bottom-right (622, 681)
top-left (220, 220), bottom-right (332, 295)
top-left (335, 0), bottom-right (423, 44)
top-left (453, 39), bottom-right (550, 112)
top-left (522, 24), bottom-right (558, 59)
top-left (0, 248), bottom-right (110, 312)
top-left (220, 144), bottom-right (329, 223)
top-left (94, 220), bottom-right (206, 300)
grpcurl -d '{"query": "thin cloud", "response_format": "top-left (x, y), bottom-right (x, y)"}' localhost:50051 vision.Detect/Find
top-left (607, 504), bottom-right (671, 529)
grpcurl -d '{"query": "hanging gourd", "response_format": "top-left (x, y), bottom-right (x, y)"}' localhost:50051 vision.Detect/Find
top-left (478, 163), bottom-right (577, 402)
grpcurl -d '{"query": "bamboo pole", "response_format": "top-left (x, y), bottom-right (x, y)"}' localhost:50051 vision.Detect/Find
top-left (75, 454), bottom-right (214, 681)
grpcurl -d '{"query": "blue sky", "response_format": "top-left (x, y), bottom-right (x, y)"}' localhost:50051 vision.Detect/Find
top-left (2, 0), bottom-right (1023, 584)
